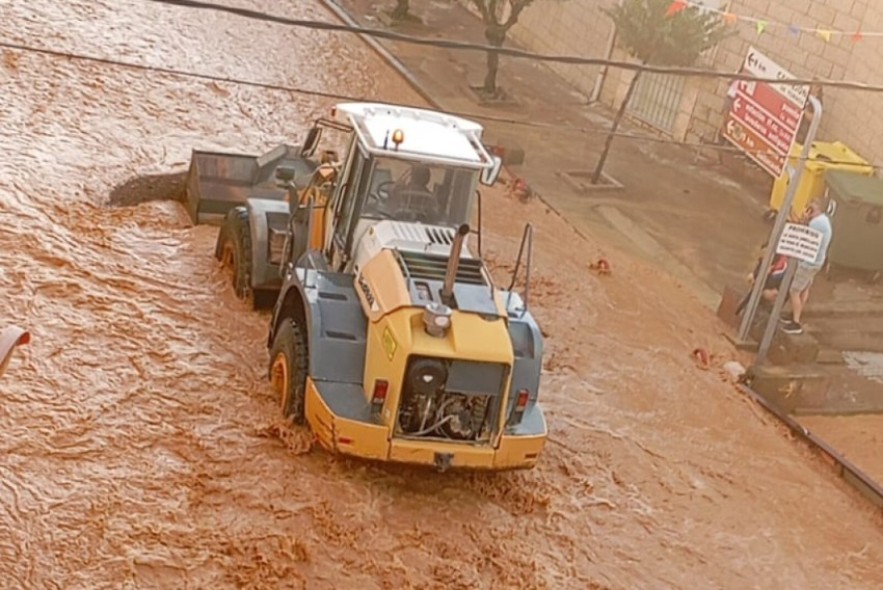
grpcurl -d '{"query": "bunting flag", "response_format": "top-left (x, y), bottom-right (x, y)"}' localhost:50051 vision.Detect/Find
top-left (665, 0), bottom-right (883, 42)
top-left (665, 0), bottom-right (687, 18)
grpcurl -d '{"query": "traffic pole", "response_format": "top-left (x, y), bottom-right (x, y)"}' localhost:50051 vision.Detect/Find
top-left (736, 95), bottom-right (823, 345)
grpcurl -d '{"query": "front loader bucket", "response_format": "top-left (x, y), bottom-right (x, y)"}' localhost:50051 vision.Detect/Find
top-left (0, 326), bottom-right (30, 380)
top-left (184, 143), bottom-right (316, 225)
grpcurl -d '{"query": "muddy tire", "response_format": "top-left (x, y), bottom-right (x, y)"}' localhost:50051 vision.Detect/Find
top-left (268, 317), bottom-right (309, 424)
top-left (216, 207), bottom-right (253, 300)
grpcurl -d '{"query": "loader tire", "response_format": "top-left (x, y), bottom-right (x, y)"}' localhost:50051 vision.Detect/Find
top-left (268, 317), bottom-right (308, 424)
top-left (216, 207), bottom-right (253, 301)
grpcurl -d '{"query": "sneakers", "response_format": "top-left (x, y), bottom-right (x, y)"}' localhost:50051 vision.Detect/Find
top-left (781, 320), bottom-right (803, 335)
top-left (778, 312), bottom-right (793, 324)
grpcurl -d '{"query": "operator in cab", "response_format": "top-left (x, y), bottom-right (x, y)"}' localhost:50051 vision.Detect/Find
top-left (388, 164), bottom-right (439, 223)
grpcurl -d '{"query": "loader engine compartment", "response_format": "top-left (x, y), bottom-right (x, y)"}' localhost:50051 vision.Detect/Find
top-left (395, 356), bottom-right (507, 443)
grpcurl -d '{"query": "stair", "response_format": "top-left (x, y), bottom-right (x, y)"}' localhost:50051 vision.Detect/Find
top-left (803, 314), bottom-right (883, 353)
top-left (749, 363), bottom-right (883, 416)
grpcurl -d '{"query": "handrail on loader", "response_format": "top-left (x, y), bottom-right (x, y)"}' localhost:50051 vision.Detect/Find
top-left (506, 223), bottom-right (534, 318)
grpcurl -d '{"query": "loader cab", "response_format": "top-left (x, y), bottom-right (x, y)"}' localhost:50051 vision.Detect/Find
top-left (321, 103), bottom-right (502, 272)
top-left (324, 142), bottom-right (485, 271)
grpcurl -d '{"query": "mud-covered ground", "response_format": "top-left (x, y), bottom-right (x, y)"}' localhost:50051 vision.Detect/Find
top-left (1, 1), bottom-right (882, 589)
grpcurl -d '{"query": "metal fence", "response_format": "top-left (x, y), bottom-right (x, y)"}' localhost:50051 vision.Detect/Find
top-left (627, 72), bottom-right (686, 134)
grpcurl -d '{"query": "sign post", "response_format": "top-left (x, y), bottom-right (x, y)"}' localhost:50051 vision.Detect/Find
top-left (739, 95), bottom-right (824, 353)
top-left (729, 47), bottom-right (816, 346)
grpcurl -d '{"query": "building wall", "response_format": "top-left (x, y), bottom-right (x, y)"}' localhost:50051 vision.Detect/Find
top-left (507, 0), bottom-right (619, 100)
top-left (504, 0), bottom-right (883, 169)
top-left (687, 0), bottom-right (874, 161)
top-left (830, 2), bottom-right (883, 166)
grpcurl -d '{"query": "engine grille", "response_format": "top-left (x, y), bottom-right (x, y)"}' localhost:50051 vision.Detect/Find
top-left (396, 251), bottom-right (487, 286)
top-left (424, 227), bottom-right (454, 245)
top-left (385, 222), bottom-right (455, 245)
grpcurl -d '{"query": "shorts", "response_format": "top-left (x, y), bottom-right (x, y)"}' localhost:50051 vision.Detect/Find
top-left (790, 264), bottom-right (820, 293)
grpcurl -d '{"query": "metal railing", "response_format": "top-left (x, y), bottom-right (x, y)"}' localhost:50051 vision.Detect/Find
top-left (506, 223), bottom-right (534, 318)
top-left (737, 383), bottom-right (883, 514)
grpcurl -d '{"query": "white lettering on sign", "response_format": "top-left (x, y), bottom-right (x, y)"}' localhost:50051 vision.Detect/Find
top-left (743, 47), bottom-right (809, 108)
top-left (725, 47), bottom-right (810, 178)
top-left (776, 223), bottom-right (823, 264)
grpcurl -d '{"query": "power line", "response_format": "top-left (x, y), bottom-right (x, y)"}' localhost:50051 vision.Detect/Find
top-left (144, 0), bottom-right (883, 93)
top-left (1, 39), bottom-right (878, 170)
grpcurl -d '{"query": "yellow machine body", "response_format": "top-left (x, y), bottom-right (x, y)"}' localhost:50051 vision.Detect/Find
top-left (302, 248), bottom-right (546, 470)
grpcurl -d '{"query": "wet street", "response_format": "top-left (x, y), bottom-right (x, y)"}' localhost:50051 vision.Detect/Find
top-left (1, 1), bottom-right (883, 588)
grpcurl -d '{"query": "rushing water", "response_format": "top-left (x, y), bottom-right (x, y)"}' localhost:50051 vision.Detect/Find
top-left (1, 1), bottom-right (883, 589)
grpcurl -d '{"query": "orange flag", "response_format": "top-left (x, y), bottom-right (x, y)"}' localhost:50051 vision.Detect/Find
top-left (666, 0), bottom-right (687, 18)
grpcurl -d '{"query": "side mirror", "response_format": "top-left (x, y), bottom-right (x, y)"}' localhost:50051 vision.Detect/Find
top-left (301, 126), bottom-right (323, 158)
top-left (480, 155), bottom-right (503, 186)
top-left (276, 165), bottom-right (296, 183)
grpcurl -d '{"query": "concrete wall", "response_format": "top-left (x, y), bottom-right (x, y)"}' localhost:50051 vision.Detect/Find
top-left (507, 0), bottom-right (619, 100)
top-left (828, 2), bottom-right (883, 166)
top-left (504, 0), bottom-right (883, 168)
top-left (687, 0), bottom-right (875, 159)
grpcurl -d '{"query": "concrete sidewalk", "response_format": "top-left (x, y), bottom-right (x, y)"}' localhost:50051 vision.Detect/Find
top-left (322, 0), bottom-right (776, 311)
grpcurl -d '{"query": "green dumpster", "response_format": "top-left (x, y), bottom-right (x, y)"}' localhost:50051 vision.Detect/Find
top-left (824, 170), bottom-right (883, 272)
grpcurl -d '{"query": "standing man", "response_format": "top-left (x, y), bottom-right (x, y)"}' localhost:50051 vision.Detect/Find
top-left (781, 198), bottom-right (833, 335)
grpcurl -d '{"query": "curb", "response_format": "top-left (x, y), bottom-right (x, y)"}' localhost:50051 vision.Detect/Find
top-left (737, 383), bottom-right (883, 515)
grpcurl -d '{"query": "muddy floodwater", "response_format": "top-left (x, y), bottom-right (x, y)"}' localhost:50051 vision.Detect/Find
top-left (2, 1), bottom-right (883, 589)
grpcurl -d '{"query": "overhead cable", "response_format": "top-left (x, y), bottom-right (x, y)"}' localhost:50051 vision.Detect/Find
top-left (1, 38), bottom-right (877, 170)
top-left (144, 0), bottom-right (883, 92)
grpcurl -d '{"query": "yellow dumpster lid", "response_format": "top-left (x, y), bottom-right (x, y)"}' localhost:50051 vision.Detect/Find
top-left (790, 141), bottom-right (873, 173)
top-left (826, 170), bottom-right (883, 207)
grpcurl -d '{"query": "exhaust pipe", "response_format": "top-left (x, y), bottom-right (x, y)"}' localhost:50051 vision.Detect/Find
top-left (441, 223), bottom-right (470, 306)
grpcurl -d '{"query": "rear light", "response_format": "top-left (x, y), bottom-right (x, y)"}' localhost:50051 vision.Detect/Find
top-left (516, 389), bottom-right (529, 411)
top-left (372, 380), bottom-right (389, 406)
top-left (508, 389), bottom-right (530, 426)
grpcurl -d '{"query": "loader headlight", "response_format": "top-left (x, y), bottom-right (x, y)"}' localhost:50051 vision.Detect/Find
top-left (423, 302), bottom-right (452, 338)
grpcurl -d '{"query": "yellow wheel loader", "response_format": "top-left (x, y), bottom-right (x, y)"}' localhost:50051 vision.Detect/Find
top-left (186, 102), bottom-right (547, 471)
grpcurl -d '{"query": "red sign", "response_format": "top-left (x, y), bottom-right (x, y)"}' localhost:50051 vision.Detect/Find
top-left (723, 113), bottom-right (787, 175)
top-left (736, 80), bottom-right (803, 129)
top-left (730, 93), bottom-right (796, 153)
top-left (722, 47), bottom-right (808, 178)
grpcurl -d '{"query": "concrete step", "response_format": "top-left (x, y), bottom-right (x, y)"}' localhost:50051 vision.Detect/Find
top-left (804, 300), bottom-right (883, 317)
top-left (811, 331), bottom-right (883, 354)
top-left (749, 363), bottom-right (883, 416)
top-left (803, 316), bottom-right (883, 353)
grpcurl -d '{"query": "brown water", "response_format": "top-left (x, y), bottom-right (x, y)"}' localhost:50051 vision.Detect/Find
top-left (2, 1), bottom-right (883, 588)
